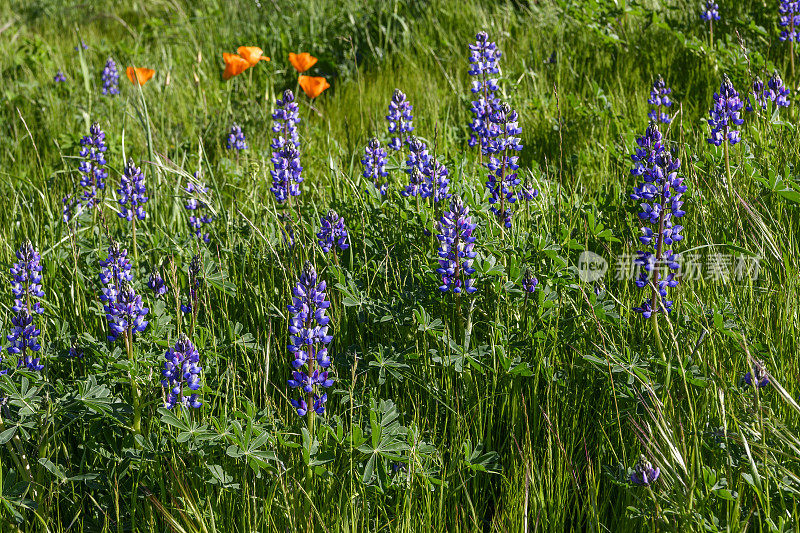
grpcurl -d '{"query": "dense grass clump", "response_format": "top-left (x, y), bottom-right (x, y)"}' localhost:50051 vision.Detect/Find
top-left (0, 0), bottom-right (799, 531)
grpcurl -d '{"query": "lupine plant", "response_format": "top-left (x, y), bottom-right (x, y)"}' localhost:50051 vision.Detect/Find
top-left (630, 455), bottom-right (660, 486)
top-left (101, 58), bottom-right (119, 96)
top-left (185, 175), bottom-right (213, 243)
top-left (148, 270), bottom-right (167, 297)
top-left (648, 76), bottom-right (673, 124)
top-left (287, 262), bottom-right (334, 418)
top-left (270, 90), bottom-right (303, 205)
top-left (226, 123), bottom-right (248, 151)
top-left (386, 89), bottom-right (414, 151)
top-left (485, 103), bottom-right (522, 229)
top-left (707, 74), bottom-right (743, 196)
top-left (701, 1), bottom-right (720, 45)
top-left (362, 137), bottom-right (388, 195)
top-left (780, 0), bottom-right (800, 76)
top-left (117, 159), bottom-right (148, 222)
top-left (436, 196), bottom-right (477, 295)
top-left (468, 31), bottom-right (501, 152)
top-left (6, 242), bottom-right (45, 372)
top-left (77, 122), bottom-right (108, 212)
top-left (747, 71), bottom-right (791, 113)
top-left (162, 334), bottom-right (203, 409)
top-left (630, 122), bottom-right (685, 325)
top-left (317, 210), bottom-right (349, 254)
top-left (402, 137), bottom-right (450, 203)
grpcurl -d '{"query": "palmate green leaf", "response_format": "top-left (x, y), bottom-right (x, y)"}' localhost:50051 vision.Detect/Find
top-left (159, 408), bottom-right (190, 432)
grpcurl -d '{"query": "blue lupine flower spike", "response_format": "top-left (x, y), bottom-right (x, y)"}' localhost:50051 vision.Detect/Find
top-left (6, 241), bottom-right (45, 372)
top-left (118, 159), bottom-right (148, 221)
top-left (78, 122), bottom-right (108, 212)
top-left (386, 89), bottom-right (414, 151)
top-left (162, 333), bottom-right (203, 409)
top-left (287, 262), bottom-right (334, 417)
top-left (630, 122), bottom-right (685, 318)
top-left (362, 138), bottom-right (389, 195)
top-left (744, 359), bottom-right (770, 388)
top-left (648, 75), bottom-right (673, 124)
top-left (317, 210), bottom-right (349, 254)
top-left (436, 196), bottom-right (477, 294)
top-left (630, 455), bottom-right (660, 486)
top-left (468, 31), bottom-right (502, 151)
top-left (102, 58), bottom-right (119, 96)
top-left (226, 123), bottom-right (248, 151)
top-left (270, 90), bottom-right (303, 204)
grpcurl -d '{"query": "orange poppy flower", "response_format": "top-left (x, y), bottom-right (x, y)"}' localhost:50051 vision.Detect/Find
top-left (237, 46), bottom-right (270, 67)
top-left (298, 75), bottom-right (330, 98)
top-left (126, 66), bottom-right (155, 85)
top-left (289, 52), bottom-right (317, 73)
top-left (222, 53), bottom-right (250, 80)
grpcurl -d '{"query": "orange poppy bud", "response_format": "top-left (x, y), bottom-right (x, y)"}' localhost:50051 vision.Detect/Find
top-left (298, 75), bottom-right (330, 99)
top-left (222, 53), bottom-right (250, 80)
top-left (289, 52), bottom-right (317, 73)
top-left (126, 66), bottom-right (155, 85)
top-left (237, 46), bottom-right (270, 67)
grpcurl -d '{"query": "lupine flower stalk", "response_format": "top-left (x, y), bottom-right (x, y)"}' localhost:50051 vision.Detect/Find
top-left (226, 123), bottom-right (248, 151)
top-left (744, 359), bottom-right (770, 388)
top-left (485, 103), bottom-right (522, 229)
top-left (747, 71), bottom-right (791, 112)
top-left (780, 0), bottom-right (800, 76)
top-left (102, 58), bottom-right (119, 96)
top-left (436, 197), bottom-right (477, 294)
top-left (362, 138), bottom-right (389, 195)
top-left (185, 175), bottom-right (213, 243)
top-left (77, 122), bottom-right (108, 212)
top-left (270, 90), bottom-right (303, 205)
top-left (6, 242), bottom-right (45, 372)
top-left (148, 271), bottom-right (167, 297)
top-left (287, 263), bottom-right (334, 419)
top-left (317, 210), bottom-right (349, 254)
top-left (630, 455), bottom-right (660, 486)
top-left (648, 76), bottom-right (673, 124)
top-left (629, 123), bottom-right (685, 364)
top-left (100, 242), bottom-right (148, 434)
top-left (402, 137), bottom-right (450, 203)
top-left (468, 31), bottom-right (502, 152)
top-left (118, 160), bottom-right (148, 222)
top-left (707, 75), bottom-right (744, 196)
top-left (162, 334), bottom-right (203, 409)
top-left (701, 1), bottom-right (720, 45)
top-left (386, 89), bottom-right (414, 151)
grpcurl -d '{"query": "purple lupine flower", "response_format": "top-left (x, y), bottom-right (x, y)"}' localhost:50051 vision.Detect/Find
top-left (6, 242), bottom-right (45, 372)
top-left (779, 1), bottom-right (800, 42)
top-left (74, 40), bottom-right (89, 51)
top-left (648, 75), bottom-right (673, 124)
top-left (519, 180), bottom-right (539, 201)
top-left (226, 123), bottom-right (248, 151)
top-left (386, 89), bottom-right (414, 151)
top-left (485, 102), bottom-right (522, 228)
top-left (62, 195), bottom-right (80, 223)
top-left (117, 159), bottom-right (148, 221)
top-left (105, 283), bottom-right (149, 343)
top-left (181, 255), bottom-right (202, 316)
top-left (744, 360), bottom-right (770, 388)
top-left (700, 1), bottom-right (720, 21)
top-left (630, 123), bottom-right (685, 318)
top-left (436, 196), bottom-right (477, 294)
top-left (287, 262), bottom-right (334, 417)
top-left (99, 243), bottom-right (146, 342)
top-left (630, 455), bottom-right (660, 486)
top-left (522, 269), bottom-right (538, 293)
top-left (270, 90), bottom-right (303, 204)
top-left (78, 122), bottom-right (108, 210)
top-left (54, 71), bottom-right (67, 83)
top-left (162, 334), bottom-right (203, 409)
top-left (148, 271), bottom-right (167, 297)
top-left (67, 339), bottom-right (84, 360)
top-left (362, 138), bottom-right (389, 195)
top-left (101, 58), bottom-right (119, 96)
top-left (317, 210), bottom-right (349, 253)
top-left (185, 175), bottom-right (213, 243)
top-left (468, 31), bottom-right (502, 151)
top-left (402, 137), bottom-right (450, 202)
top-left (768, 70), bottom-right (791, 108)
top-left (707, 75), bottom-right (744, 146)
top-left (746, 76), bottom-right (769, 112)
